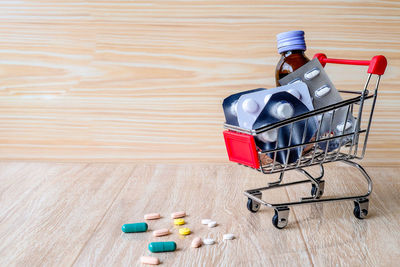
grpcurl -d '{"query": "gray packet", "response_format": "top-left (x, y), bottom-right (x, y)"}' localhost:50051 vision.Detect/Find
top-left (279, 58), bottom-right (355, 151)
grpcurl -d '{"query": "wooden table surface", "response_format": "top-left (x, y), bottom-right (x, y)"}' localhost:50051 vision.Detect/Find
top-left (0, 1), bottom-right (399, 165)
top-left (1, 162), bottom-right (399, 266)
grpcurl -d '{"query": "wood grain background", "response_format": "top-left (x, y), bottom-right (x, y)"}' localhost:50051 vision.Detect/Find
top-left (0, 1), bottom-right (398, 165)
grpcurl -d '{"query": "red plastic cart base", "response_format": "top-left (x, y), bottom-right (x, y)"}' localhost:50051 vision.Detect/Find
top-left (223, 130), bottom-right (259, 169)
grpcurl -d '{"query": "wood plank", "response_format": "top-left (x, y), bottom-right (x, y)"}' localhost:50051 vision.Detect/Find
top-left (285, 163), bottom-right (400, 266)
top-left (1, 162), bottom-right (399, 266)
top-left (0, 1), bottom-right (398, 164)
top-left (0, 162), bottom-right (134, 266)
top-left (73, 164), bottom-right (312, 266)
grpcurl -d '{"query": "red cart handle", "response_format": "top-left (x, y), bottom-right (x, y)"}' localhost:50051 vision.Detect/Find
top-left (313, 53), bottom-right (387, 75)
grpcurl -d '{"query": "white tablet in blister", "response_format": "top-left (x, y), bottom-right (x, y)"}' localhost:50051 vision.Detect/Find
top-left (237, 82), bottom-right (313, 130)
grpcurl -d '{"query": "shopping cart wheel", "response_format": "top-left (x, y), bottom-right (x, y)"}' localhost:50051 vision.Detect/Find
top-left (272, 207), bottom-right (290, 229)
top-left (353, 199), bottom-right (369, 219)
top-left (247, 199), bottom-right (260, 213)
top-left (311, 180), bottom-right (325, 199)
top-left (246, 191), bottom-right (262, 213)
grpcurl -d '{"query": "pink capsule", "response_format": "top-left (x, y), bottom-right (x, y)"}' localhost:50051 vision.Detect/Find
top-left (140, 256), bottom-right (160, 265)
top-left (171, 211), bottom-right (186, 219)
top-left (153, 228), bottom-right (170, 237)
top-left (144, 213), bottom-right (160, 220)
top-left (191, 237), bottom-right (202, 248)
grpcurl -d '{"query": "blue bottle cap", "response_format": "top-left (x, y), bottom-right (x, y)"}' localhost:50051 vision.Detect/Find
top-left (277, 30), bottom-right (306, 54)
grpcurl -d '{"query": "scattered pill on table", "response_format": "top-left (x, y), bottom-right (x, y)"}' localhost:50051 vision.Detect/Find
top-left (148, 241), bottom-right (177, 253)
top-left (171, 211), bottom-right (186, 219)
top-left (223, 234), bottom-right (235, 240)
top-left (121, 222), bottom-right (148, 233)
top-left (144, 213), bottom-right (161, 220)
top-left (179, 227), bottom-right (191, 235)
top-left (173, 218), bottom-right (185, 225)
top-left (201, 219), bottom-right (211, 225)
top-left (207, 221), bottom-right (217, 228)
top-left (191, 237), bottom-right (202, 248)
top-left (153, 228), bottom-right (170, 237)
top-left (140, 256), bottom-right (160, 265)
top-left (203, 238), bottom-right (215, 245)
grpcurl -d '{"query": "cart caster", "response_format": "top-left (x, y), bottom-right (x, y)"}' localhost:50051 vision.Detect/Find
top-left (247, 191), bottom-right (262, 213)
top-left (354, 199), bottom-right (369, 219)
top-left (311, 180), bottom-right (325, 199)
top-left (272, 207), bottom-right (290, 229)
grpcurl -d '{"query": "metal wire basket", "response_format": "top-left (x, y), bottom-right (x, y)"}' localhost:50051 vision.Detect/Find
top-left (223, 53), bottom-right (387, 229)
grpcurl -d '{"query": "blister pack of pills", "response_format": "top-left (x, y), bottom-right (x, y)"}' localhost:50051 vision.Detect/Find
top-left (236, 82), bottom-right (313, 130)
top-left (278, 58), bottom-right (356, 151)
top-left (222, 88), bottom-right (265, 126)
top-left (253, 92), bottom-right (318, 164)
top-left (317, 112), bottom-right (354, 152)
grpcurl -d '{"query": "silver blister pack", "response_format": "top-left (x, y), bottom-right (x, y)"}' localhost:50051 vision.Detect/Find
top-left (279, 58), bottom-right (356, 151)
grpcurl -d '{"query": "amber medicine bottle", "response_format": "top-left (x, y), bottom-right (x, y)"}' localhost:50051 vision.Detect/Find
top-left (275, 30), bottom-right (310, 86)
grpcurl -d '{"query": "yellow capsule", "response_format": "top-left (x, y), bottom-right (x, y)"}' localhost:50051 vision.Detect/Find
top-left (174, 218), bottom-right (185, 225)
top-left (179, 227), bottom-right (191, 235)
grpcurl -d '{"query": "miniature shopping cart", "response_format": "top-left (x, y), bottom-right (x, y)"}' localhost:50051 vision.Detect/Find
top-left (223, 53), bottom-right (387, 229)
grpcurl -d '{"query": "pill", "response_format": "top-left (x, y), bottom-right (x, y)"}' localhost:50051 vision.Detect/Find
top-left (274, 102), bottom-right (294, 120)
top-left (288, 78), bottom-right (302, 84)
top-left (242, 98), bottom-right (259, 113)
top-left (223, 233), bottom-right (235, 240)
top-left (264, 94), bottom-right (272, 104)
top-left (153, 228), bottom-right (170, 237)
top-left (336, 121), bottom-right (352, 132)
top-left (304, 69), bottom-right (320, 80)
top-left (179, 227), bottom-right (191, 235)
top-left (121, 222), bottom-right (148, 233)
top-left (203, 238), bottom-right (215, 245)
top-left (173, 218), bottom-right (185, 225)
top-left (288, 89), bottom-right (301, 100)
top-left (201, 219), bottom-right (211, 225)
top-left (258, 129), bottom-right (278, 143)
top-left (208, 221), bottom-right (217, 228)
top-left (230, 100), bottom-right (238, 115)
top-left (171, 211), bottom-right (186, 219)
top-left (140, 256), bottom-right (160, 265)
top-left (191, 237), bottom-right (202, 248)
top-left (315, 85), bottom-right (331, 98)
top-left (144, 213), bottom-right (161, 220)
top-left (148, 241), bottom-right (177, 253)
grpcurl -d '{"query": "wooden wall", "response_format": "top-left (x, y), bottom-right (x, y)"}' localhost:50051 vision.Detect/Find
top-left (0, 1), bottom-right (398, 165)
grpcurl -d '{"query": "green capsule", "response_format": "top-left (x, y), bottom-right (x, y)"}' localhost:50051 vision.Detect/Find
top-left (148, 241), bottom-right (177, 253)
top-left (121, 222), bottom-right (148, 233)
